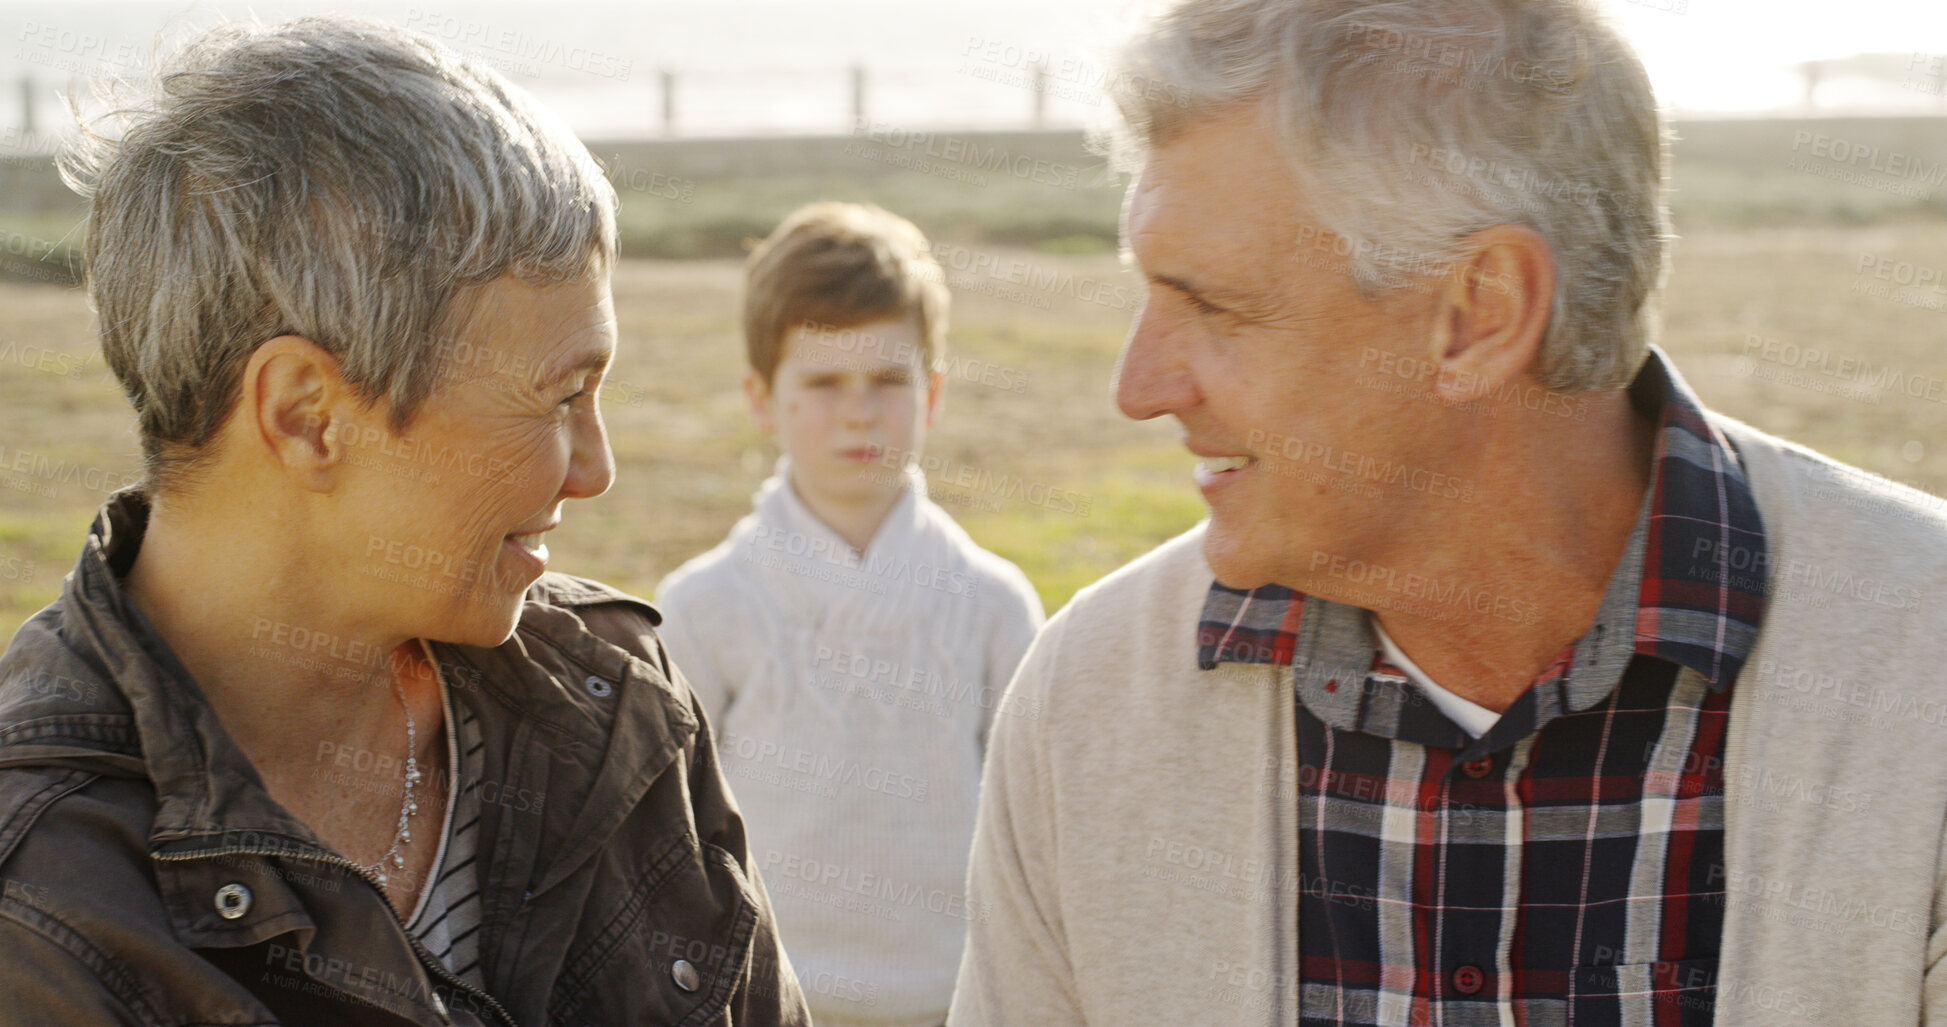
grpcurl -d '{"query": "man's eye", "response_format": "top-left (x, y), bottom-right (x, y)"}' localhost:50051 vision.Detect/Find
top-left (1180, 290), bottom-right (1221, 316)
top-left (558, 389), bottom-right (588, 408)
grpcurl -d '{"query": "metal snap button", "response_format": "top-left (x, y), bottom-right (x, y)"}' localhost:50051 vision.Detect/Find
top-left (671, 958), bottom-right (701, 992)
top-left (214, 882), bottom-right (252, 920)
top-left (1461, 758), bottom-right (1495, 779)
top-left (584, 675), bottom-right (613, 698)
top-left (1452, 964), bottom-right (1485, 995)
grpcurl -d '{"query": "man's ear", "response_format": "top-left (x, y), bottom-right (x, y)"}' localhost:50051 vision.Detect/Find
top-left (241, 335), bottom-right (353, 491)
top-left (743, 368), bottom-right (776, 435)
top-left (1425, 224), bottom-right (1556, 403)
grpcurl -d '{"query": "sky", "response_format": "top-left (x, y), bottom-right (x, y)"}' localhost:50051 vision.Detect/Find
top-left (2, 0), bottom-right (1944, 140)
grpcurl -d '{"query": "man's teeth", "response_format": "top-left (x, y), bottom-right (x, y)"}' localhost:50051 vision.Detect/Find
top-left (1198, 455), bottom-right (1255, 473)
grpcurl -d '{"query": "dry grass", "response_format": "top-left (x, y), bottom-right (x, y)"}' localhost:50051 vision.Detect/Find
top-left (4, 221), bottom-right (1947, 648)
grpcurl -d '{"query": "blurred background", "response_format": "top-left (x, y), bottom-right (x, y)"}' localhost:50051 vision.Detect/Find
top-left (2, 0), bottom-right (1945, 645)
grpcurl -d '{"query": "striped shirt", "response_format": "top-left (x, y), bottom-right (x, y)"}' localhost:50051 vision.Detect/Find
top-left (407, 678), bottom-right (486, 989)
top-left (1197, 350), bottom-right (1768, 1026)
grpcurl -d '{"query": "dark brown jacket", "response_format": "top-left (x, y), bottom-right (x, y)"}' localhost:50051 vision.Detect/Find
top-left (0, 492), bottom-right (811, 1026)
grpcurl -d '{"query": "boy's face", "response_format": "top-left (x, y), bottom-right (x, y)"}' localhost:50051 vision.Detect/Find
top-left (746, 312), bottom-right (943, 511)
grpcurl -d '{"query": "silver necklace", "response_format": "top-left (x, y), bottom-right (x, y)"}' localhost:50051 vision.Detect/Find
top-left (356, 679), bottom-right (421, 888)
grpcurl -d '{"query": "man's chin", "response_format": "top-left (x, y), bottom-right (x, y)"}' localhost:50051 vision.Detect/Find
top-left (1201, 527), bottom-right (1278, 591)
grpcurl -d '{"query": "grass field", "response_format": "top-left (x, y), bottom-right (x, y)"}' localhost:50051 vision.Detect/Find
top-left (4, 211), bottom-right (1947, 649)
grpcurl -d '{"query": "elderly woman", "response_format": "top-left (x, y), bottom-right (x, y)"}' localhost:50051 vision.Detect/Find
top-left (0, 18), bottom-right (808, 1026)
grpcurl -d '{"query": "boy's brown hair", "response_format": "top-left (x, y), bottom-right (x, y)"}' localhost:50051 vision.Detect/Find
top-left (743, 202), bottom-right (948, 384)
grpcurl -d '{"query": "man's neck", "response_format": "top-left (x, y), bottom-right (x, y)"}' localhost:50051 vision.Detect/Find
top-left (1354, 391), bottom-right (1658, 713)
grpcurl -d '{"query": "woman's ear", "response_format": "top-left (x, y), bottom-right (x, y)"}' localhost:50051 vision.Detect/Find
top-left (241, 335), bottom-right (354, 491)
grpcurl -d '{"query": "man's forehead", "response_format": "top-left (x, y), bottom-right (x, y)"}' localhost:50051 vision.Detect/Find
top-left (1126, 120), bottom-right (1313, 290)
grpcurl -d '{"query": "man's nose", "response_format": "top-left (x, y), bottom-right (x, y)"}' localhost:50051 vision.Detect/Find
top-left (1114, 302), bottom-right (1197, 421)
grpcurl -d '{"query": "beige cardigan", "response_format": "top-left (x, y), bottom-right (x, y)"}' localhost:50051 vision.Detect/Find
top-left (949, 415), bottom-right (1947, 1027)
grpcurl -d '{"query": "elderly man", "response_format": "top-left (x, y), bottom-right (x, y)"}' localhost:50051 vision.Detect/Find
top-left (0, 18), bottom-right (806, 1025)
top-left (951, 1), bottom-right (1947, 1025)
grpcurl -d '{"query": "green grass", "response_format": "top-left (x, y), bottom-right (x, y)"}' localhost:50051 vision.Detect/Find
top-left (616, 169), bottom-right (1126, 260)
top-left (953, 472), bottom-right (1208, 614)
top-left (7, 148), bottom-right (1947, 649)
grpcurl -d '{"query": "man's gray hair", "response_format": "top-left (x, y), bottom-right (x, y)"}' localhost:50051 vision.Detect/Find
top-left (62, 17), bottom-right (618, 491)
top-left (1105, 0), bottom-right (1667, 391)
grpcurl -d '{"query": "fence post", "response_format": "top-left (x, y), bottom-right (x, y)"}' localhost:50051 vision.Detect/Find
top-left (660, 68), bottom-right (676, 136)
top-left (850, 64), bottom-right (866, 127)
top-left (1030, 60), bottom-right (1047, 128)
top-left (19, 75), bottom-right (34, 137)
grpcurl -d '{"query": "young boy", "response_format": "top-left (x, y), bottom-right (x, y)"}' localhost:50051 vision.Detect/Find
top-left (656, 202), bottom-right (1044, 1027)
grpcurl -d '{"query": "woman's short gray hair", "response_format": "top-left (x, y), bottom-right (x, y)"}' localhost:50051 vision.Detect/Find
top-left (62, 17), bottom-right (618, 491)
top-left (1105, 0), bottom-right (1667, 392)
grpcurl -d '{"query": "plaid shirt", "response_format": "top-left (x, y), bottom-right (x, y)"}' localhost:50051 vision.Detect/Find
top-left (1197, 351), bottom-right (1767, 1027)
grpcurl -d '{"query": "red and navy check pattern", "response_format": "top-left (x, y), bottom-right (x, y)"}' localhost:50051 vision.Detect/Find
top-left (1198, 351), bottom-right (1766, 1027)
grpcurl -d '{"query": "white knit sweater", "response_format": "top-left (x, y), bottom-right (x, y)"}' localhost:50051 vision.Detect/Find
top-left (949, 415), bottom-right (1947, 1027)
top-left (658, 463), bottom-right (1043, 1027)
